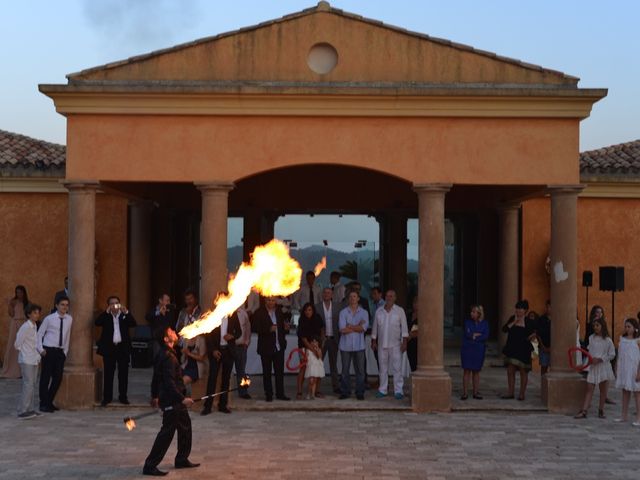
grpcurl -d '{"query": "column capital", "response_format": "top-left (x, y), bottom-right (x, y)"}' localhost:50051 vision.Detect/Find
top-left (496, 201), bottom-right (521, 213)
top-left (546, 184), bottom-right (585, 196)
top-left (413, 183), bottom-right (452, 194)
top-left (61, 180), bottom-right (100, 192)
top-left (195, 182), bottom-right (235, 194)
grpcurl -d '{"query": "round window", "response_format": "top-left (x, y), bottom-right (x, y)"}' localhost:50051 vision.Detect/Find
top-left (307, 43), bottom-right (338, 75)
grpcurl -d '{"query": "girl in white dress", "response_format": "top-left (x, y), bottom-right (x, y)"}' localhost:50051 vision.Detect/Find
top-left (615, 318), bottom-right (640, 425)
top-left (575, 318), bottom-right (616, 419)
top-left (304, 339), bottom-right (325, 400)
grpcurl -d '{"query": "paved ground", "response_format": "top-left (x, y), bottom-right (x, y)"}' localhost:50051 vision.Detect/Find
top-left (1, 349), bottom-right (638, 479)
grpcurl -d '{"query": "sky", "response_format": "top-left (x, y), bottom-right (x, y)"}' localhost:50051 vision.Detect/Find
top-left (2, 0), bottom-right (638, 255)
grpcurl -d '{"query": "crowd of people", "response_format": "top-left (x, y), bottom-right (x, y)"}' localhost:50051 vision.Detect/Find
top-left (3, 274), bottom-right (640, 430)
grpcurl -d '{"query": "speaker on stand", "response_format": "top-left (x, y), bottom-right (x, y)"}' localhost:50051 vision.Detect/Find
top-left (582, 271), bottom-right (592, 332)
top-left (599, 266), bottom-right (625, 339)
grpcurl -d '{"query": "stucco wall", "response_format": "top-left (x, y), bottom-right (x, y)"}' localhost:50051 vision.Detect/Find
top-left (522, 196), bottom-right (640, 341)
top-left (0, 192), bottom-right (128, 362)
top-left (66, 115), bottom-right (579, 185)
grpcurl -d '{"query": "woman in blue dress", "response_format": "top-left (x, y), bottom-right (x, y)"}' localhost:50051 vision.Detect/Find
top-left (460, 305), bottom-right (489, 400)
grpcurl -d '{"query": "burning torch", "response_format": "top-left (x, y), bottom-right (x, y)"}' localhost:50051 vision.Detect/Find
top-left (124, 376), bottom-right (251, 431)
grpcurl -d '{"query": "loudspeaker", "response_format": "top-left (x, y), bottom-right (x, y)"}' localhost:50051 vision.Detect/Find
top-left (582, 271), bottom-right (593, 287)
top-left (599, 266), bottom-right (624, 292)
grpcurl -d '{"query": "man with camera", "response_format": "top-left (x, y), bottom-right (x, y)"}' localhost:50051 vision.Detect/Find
top-left (95, 295), bottom-right (137, 406)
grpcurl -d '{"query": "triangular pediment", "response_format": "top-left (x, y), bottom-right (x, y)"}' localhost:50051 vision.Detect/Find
top-left (69, 2), bottom-right (576, 86)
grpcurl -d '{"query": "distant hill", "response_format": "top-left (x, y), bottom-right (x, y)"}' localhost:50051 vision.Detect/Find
top-left (228, 244), bottom-right (418, 287)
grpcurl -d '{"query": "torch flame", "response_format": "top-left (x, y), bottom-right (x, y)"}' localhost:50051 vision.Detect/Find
top-left (181, 240), bottom-right (302, 339)
top-left (313, 256), bottom-right (327, 277)
top-left (240, 376), bottom-right (251, 388)
top-left (124, 418), bottom-right (136, 431)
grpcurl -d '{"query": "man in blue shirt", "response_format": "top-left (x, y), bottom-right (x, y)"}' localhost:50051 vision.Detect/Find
top-left (338, 291), bottom-right (369, 400)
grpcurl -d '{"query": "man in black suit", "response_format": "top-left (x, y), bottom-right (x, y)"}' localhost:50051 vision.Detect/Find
top-left (95, 295), bottom-right (136, 406)
top-left (201, 310), bottom-right (242, 415)
top-left (254, 297), bottom-right (291, 401)
top-left (143, 326), bottom-right (199, 476)
top-left (316, 287), bottom-right (342, 394)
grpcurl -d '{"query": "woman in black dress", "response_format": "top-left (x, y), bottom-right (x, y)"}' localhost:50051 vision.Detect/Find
top-left (501, 299), bottom-right (536, 401)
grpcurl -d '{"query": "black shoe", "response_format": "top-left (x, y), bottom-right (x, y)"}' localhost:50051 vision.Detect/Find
top-left (339, 394), bottom-right (349, 400)
top-left (142, 466), bottom-right (168, 476)
top-left (200, 407), bottom-right (212, 416)
top-left (265, 396), bottom-right (273, 402)
top-left (119, 398), bottom-right (130, 405)
top-left (356, 394), bottom-right (365, 401)
top-left (40, 406), bottom-right (54, 413)
top-left (239, 393), bottom-right (252, 400)
top-left (100, 401), bottom-right (110, 407)
top-left (218, 407), bottom-right (232, 414)
top-left (175, 460), bottom-right (200, 469)
top-left (51, 404), bottom-right (60, 411)
top-left (333, 388), bottom-right (341, 394)
top-left (276, 395), bottom-right (290, 401)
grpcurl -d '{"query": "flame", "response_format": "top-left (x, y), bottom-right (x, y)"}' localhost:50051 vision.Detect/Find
top-left (313, 256), bottom-right (327, 277)
top-left (124, 418), bottom-right (136, 431)
top-left (239, 376), bottom-right (251, 388)
top-left (181, 240), bottom-right (302, 339)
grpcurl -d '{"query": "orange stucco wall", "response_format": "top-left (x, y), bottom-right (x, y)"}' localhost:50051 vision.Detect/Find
top-left (522, 196), bottom-right (640, 341)
top-left (0, 192), bottom-right (128, 361)
top-left (66, 115), bottom-right (579, 185)
top-left (74, 11), bottom-right (572, 85)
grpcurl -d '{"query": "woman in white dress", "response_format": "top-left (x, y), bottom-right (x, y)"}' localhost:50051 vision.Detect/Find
top-left (615, 318), bottom-right (640, 425)
top-left (575, 317), bottom-right (615, 419)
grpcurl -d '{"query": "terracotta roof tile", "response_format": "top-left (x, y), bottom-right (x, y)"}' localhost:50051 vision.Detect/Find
top-left (580, 140), bottom-right (640, 176)
top-left (0, 129), bottom-right (65, 173)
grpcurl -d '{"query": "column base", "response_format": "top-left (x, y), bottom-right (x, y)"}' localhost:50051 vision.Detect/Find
top-left (55, 367), bottom-right (101, 410)
top-left (411, 370), bottom-right (451, 412)
top-left (544, 371), bottom-right (586, 414)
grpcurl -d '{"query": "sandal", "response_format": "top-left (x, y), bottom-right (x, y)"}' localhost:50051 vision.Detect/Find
top-left (500, 394), bottom-right (515, 399)
top-left (598, 409), bottom-right (606, 419)
top-left (517, 395), bottom-right (525, 401)
top-left (574, 410), bottom-right (587, 419)
top-left (473, 393), bottom-right (483, 400)
top-left (296, 392), bottom-right (303, 400)
top-left (460, 394), bottom-right (468, 400)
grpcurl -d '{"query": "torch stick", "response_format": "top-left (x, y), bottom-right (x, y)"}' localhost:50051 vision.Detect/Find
top-left (123, 376), bottom-right (250, 430)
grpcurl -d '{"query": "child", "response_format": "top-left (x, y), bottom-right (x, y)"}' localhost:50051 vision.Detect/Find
top-left (575, 317), bottom-right (616, 419)
top-left (14, 303), bottom-right (42, 419)
top-left (614, 318), bottom-right (640, 425)
top-left (304, 339), bottom-right (324, 400)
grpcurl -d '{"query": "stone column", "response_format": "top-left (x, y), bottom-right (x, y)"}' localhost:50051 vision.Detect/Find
top-left (412, 184), bottom-right (451, 412)
top-left (545, 185), bottom-right (585, 413)
top-left (197, 183), bottom-right (234, 310)
top-left (57, 181), bottom-right (100, 409)
top-left (128, 201), bottom-right (153, 323)
top-left (387, 214), bottom-right (408, 308)
top-left (497, 204), bottom-right (520, 348)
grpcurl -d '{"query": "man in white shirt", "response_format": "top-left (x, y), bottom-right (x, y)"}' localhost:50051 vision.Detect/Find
top-left (371, 290), bottom-right (409, 400)
top-left (37, 296), bottom-right (73, 412)
top-left (316, 288), bottom-right (342, 394)
top-left (293, 271), bottom-right (322, 311)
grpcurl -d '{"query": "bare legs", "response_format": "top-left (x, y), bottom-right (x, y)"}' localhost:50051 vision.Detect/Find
top-left (503, 364), bottom-right (527, 400)
top-left (296, 366), bottom-right (306, 399)
top-left (576, 381), bottom-right (608, 418)
top-left (307, 377), bottom-right (317, 399)
top-left (462, 370), bottom-right (482, 399)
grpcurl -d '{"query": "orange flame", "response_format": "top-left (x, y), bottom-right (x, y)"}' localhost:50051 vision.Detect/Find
top-left (181, 240), bottom-right (302, 339)
top-left (313, 256), bottom-right (327, 277)
top-left (240, 376), bottom-right (251, 387)
top-left (125, 418), bottom-right (136, 431)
